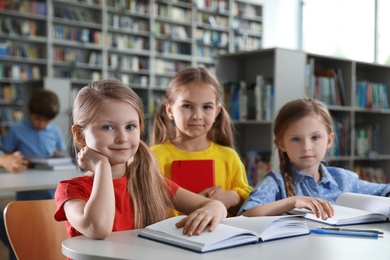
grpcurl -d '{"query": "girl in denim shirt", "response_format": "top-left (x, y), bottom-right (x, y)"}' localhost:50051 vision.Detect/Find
top-left (239, 98), bottom-right (390, 220)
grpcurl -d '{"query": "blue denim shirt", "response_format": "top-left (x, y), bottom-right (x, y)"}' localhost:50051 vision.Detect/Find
top-left (238, 163), bottom-right (390, 215)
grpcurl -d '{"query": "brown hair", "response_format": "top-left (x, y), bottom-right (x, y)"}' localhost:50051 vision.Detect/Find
top-left (72, 78), bottom-right (173, 228)
top-left (273, 98), bottom-right (334, 197)
top-left (151, 67), bottom-right (235, 148)
top-left (28, 89), bottom-right (60, 119)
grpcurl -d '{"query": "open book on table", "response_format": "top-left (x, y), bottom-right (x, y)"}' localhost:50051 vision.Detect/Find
top-left (289, 192), bottom-right (390, 226)
top-left (138, 215), bottom-right (310, 253)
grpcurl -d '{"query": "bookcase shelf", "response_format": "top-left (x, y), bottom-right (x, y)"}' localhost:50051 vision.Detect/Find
top-left (0, 0), bottom-right (263, 144)
top-left (216, 48), bottom-right (306, 186)
top-left (306, 52), bottom-right (390, 183)
top-left (217, 47), bottom-right (390, 185)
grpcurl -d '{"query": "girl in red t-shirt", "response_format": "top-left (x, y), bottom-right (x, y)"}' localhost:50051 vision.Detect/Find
top-left (54, 78), bottom-right (227, 239)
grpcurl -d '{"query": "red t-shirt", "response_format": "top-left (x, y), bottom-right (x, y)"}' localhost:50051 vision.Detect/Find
top-left (54, 175), bottom-right (179, 238)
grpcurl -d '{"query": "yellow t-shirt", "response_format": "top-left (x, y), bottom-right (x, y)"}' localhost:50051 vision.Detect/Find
top-left (151, 141), bottom-right (252, 201)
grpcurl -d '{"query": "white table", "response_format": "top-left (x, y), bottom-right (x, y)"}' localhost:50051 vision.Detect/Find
top-left (62, 221), bottom-right (390, 260)
top-left (0, 169), bottom-right (81, 193)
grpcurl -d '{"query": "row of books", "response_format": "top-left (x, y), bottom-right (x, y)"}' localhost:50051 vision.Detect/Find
top-left (156, 40), bottom-right (191, 56)
top-left (52, 67), bottom-right (100, 81)
top-left (355, 80), bottom-right (389, 109)
top-left (107, 33), bottom-right (149, 51)
top-left (109, 14), bottom-right (149, 33)
top-left (53, 48), bottom-right (103, 66)
top-left (0, 41), bottom-right (42, 59)
top-left (332, 115), bottom-right (350, 156)
top-left (0, 0), bottom-right (47, 15)
top-left (223, 76), bottom-right (274, 121)
top-left (107, 0), bottom-right (149, 13)
top-left (245, 150), bottom-right (272, 187)
top-left (195, 29), bottom-right (228, 47)
top-left (234, 35), bottom-right (262, 51)
top-left (155, 76), bottom-right (171, 90)
top-left (108, 54), bottom-right (149, 72)
top-left (232, 19), bottom-right (262, 34)
top-left (197, 13), bottom-right (229, 29)
top-left (54, 5), bottom-right (99, 24)
top-left (234, 1), bottom-right (262, 18)
top-left (355, 166), bottom-right (387, 184)
top-left (0, 84), bottom-right (22, 103)
top-left (155, 22), bottom-right (189, 40)
top-left (155, 59), bottom-right (189, 75)
top-left (68, 0), bottom-right (102, 5)
top-left (0, 64), bottom-right (41, 81)
top-left (355, 123), bottom-right (379, 157)
top-left (332, 120), bottom-right (380, 158)
top-left (107, 72), bottom-right (148, 87)
top-left (197, 45), bottom-right (227, 59)
top-left (53, 25), bottom-right (102, 45)
top-left (153, 4), bottom-right (192, 22)
top-left (0, 17), bottom-right (40, 37)
top-left (195, 0), bottom-right (229, 12)
top-left (305, 62), bottom-right (347, 106)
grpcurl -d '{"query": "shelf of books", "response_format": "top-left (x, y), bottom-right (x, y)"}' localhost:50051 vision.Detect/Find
top-left (0, 0), bottom-right (263, 129)
top-left (0, 1), bottom-right (47, 146)
top-left (232, 0), bottom-right (262, 52)
top-left (217, 48), bottom-right (306, 186)
top-left (51, 0), bottom-right (103, 91)
top-left (305, 53), bottom-right (390, 184)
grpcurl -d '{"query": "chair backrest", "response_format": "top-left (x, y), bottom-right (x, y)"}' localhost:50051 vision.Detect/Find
top-left (3, 199), bottom-right (68, 260)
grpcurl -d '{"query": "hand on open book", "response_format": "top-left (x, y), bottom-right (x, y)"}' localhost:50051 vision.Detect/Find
top-left (293, 196), bottom-right (334, 220)
top-left (175, 200), bottom-right (227, 236)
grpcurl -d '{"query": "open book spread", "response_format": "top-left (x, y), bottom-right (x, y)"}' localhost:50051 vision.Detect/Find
top-left (289, 192), bottom-right (390, 226)
top-left (138, 215), bottom-right (309, 253)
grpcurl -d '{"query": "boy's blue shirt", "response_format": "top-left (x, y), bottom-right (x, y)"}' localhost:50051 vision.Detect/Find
top-left (2, 117), bottom-right (65, 157)
top-left (239, 163), bottom-right (390, 215)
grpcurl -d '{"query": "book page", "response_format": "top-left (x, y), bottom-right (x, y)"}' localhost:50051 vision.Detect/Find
top-left (293, 205), bottom-right (387, 225)
top-left (139, 216), bottom-right (258, 252)
top-left (336, 192), bottom-right (390, 217)
top-left (221, 215), bottom-right (309, 241)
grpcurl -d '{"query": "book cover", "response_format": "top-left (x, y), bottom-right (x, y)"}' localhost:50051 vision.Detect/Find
top-left (138, 215), bottom-right (310, 253)
top-left (29, 156), bottom-right (74, 166)
top-left (289, 192), bottom-right (390, 226)
top-left (171, 160), bottom-right (215, 193)
top-left (33, 163), bottom-right (77, 171)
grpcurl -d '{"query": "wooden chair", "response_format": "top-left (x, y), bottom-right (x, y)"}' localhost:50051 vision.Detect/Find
top-left (3, 199), bottom-right (68, 260)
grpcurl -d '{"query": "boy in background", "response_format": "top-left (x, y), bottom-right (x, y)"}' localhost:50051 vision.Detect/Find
top-left (2, 88), bottom-right (66, 200)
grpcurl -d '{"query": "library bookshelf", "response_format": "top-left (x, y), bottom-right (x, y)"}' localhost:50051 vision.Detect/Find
top-left (306, 52), bottom-right (390, 184)
top-left (0, 0), bottom-right (262, 143)
top-left (217, 48), bottom-right (390, 186)
top-left (216, 48), bottom-right (306, 186)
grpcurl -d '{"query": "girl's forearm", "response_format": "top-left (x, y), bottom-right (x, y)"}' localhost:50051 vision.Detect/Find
top-left (241, 197), bottom-right (296, 217)
top-left (83, 162), bottom-right (116, 238)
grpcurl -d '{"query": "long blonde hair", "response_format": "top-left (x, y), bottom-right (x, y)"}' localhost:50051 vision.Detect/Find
top-left (273, 98), bottom-right (334, 197)
top-left (72, 78), bottom-right (174, 228)
top-left (151, 67), bottom-right (235, 148)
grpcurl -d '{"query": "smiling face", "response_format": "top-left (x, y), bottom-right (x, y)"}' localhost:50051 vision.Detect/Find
top-left (279, 115), bottom-right (334, 176)
top-left (82, 100), bottom-right (140, 165)
top-left (166, 83), bottom-right (221, 142)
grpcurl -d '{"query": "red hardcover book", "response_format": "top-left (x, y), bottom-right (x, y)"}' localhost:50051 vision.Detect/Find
top-left (171, 160), bottom-right (215, 193)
